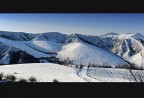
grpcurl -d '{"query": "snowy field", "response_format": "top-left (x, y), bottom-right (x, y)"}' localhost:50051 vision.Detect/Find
top-left (0, 63), bottom-right (85, 82)
top-left (0, 63), bottom-right (144, 82)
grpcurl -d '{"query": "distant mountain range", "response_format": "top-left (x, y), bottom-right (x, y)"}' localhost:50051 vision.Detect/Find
top-left (0, 31), bottom-right (144, 69)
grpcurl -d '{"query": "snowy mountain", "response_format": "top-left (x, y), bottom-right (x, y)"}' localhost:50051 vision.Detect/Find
top-left (73, 33), bottom-right (144, 69)
top-left (57, 42), bottom-right (127, 67)
top-left (0, 30), bottom-right (144, 69)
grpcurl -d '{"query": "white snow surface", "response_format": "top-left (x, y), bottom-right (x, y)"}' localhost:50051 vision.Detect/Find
top-left (57, 42), bottom-right (127, 66)
top-left (0, 63), bottom-right (86, 82)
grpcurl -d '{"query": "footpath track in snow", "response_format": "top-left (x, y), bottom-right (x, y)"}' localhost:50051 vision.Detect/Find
top-left (76, 67), bottom-right (100, 82)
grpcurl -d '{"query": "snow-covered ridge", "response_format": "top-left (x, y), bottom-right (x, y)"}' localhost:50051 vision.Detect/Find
top-left (101, 32), bottom-right (119, 36)
top-left (0, 31), bottom-right (38, 41)
top-left (33, 32), bottom-right (68, 43)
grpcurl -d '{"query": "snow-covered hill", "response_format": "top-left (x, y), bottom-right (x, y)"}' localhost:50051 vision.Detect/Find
top-left (57, 42), bottom-right (127, 67)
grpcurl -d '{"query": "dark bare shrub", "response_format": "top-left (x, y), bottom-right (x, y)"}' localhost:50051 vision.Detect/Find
top-left (4, 74), bottom-right (17, 82)
top-left (28, 76), bottom-right (37, 82)
top-left (18, 78), bottom-right (28, 82)
top-left (53, 79), bottom-right (59, 82)
top-left (0, 72), bottom-right (4, 81)
top-left (79, 64), bottom-right (83, 69)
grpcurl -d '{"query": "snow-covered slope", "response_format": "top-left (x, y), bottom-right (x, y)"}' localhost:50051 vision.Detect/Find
top-left (24, 41), bottom-right (62, 53)
top-left (57, 42), bottom-right (127, 67)
top-left (0, 38), bottom-right (49, 58)
top-left (0, 37), bottom-right (60, 58)
top-left (0, 63), bottom-right (86, 82)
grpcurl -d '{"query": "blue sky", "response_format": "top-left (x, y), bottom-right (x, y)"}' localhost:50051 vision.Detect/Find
top-left (0, 13), bottom-right (144, 35)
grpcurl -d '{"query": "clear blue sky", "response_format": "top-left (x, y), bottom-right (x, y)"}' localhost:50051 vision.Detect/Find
top-left (0, 13), bottom-right (144, 35)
